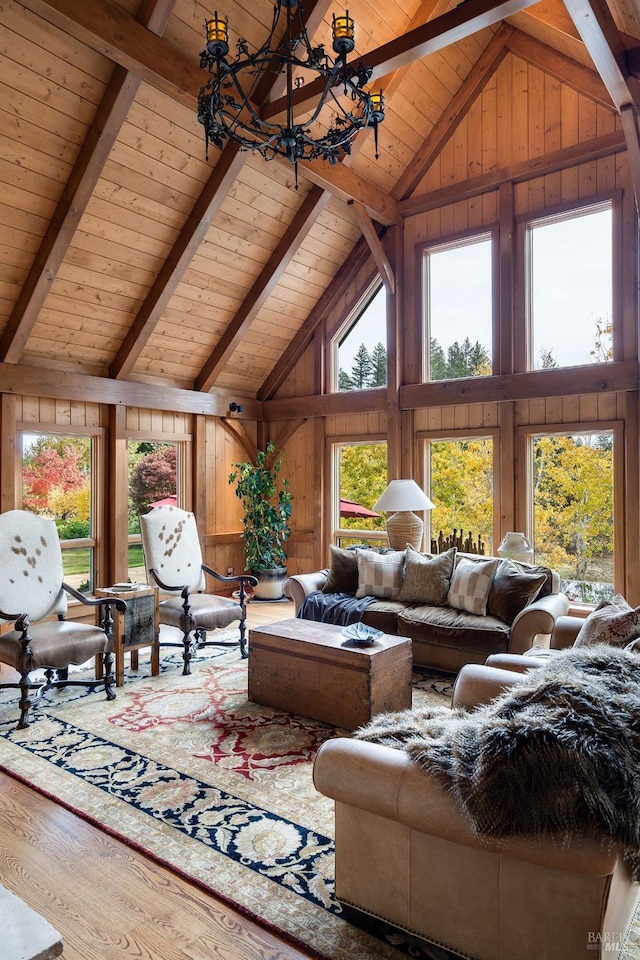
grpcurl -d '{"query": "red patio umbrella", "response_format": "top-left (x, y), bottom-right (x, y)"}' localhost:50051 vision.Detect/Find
top-left (339, 498), bottom-right (381, 519)
top-left (149, 495), bottom-right (177, 508)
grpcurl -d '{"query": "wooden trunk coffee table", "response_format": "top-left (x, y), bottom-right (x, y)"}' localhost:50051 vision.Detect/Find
top-left (248, 618), bottom-right (412, 730)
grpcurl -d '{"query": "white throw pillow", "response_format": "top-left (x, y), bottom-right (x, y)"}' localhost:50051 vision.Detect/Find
top-left (574, 594), bottom-right (640, 648)
top-left (355, 550), bottom-right (405, 599)
top-left (447, 557), bottom-right (500, 616)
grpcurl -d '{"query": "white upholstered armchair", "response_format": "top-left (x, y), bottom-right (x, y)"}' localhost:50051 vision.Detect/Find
top-left (0, 509), bottom-right (126, 729)
top-left (139, 506), bottom-right (257, 674)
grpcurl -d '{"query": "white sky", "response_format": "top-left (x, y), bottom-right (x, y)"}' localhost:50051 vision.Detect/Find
top-left (339, 207), bottom-right (612, 372)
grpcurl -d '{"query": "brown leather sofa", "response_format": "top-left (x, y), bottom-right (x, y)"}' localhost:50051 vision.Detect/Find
top-left (285, 552), bottom-right (570, 673)
top-left (313, 663), bottom-right (640, 960)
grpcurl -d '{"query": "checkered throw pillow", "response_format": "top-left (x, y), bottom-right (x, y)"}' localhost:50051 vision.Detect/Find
top-left (355, 549), bottom-right (405, 599)
top-left (447, 557), bottom-right (500, 616)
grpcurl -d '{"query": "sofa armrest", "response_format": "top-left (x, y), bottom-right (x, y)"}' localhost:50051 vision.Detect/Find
top-left (283, 570), bottom-right (328, 614)
top-left (507, 592), bottom-right (570, 654)
top-left (451, 663), bottom-right (529, 710)
top-left (313, 736), bottom-right (617, 872)
top-left (550, 615), bottom-right (585, 649)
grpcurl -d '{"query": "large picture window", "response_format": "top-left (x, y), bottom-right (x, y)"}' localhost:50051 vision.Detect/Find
top-left (127, 441), bottom-right (178, 583)
top-left (22, 432), bottom-right (95, 592)
top-left (332, 441), bottom-right (387, 547)
top-left (530, 430), bottom-right (614, 602)
top-left (423, 236), bottom-right (493, 382)
top-left (332, 282), bottom-right (387, 392)
top-left (526, 203), bottom-right (613, 370)
top-left (425, 437), bottom-right (494, 554)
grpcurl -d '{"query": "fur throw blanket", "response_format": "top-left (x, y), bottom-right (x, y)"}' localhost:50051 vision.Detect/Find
top-left (354, 645), bottom-right (640, 879)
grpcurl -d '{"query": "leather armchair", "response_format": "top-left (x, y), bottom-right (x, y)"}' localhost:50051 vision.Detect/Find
top-left (313, 664), bottom-right (640, 960)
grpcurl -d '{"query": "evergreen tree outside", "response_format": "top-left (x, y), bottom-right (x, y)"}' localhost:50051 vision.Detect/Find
top-left (338, 342), bottom-right (387, 390)
top-left (430, 337), bottom-right (491, 380)
top-left (369, 342), bottom-right (387, 386)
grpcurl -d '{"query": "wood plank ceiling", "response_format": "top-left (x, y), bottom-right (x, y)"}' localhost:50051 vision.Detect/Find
top-left (1, 0), bottom-right (639, 401)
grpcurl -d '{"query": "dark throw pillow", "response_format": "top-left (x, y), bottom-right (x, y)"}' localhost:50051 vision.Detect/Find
top-left (322, 544), bottom-right (359, 594)
top-left (487, 558), bottom-right (546, 625)
top-left (396, 545), bottom-right (457, 605)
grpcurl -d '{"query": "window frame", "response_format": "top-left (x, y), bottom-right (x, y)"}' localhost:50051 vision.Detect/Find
top-left (18, 423), bottom-right (105, 595)
top-left (328, 437), bottom-right (389, 547)
top-left (421, 229), bottom-right (497, 383)
top-left (517, 420), bottom-right (623, 601)
top-left (419, 428), bottom-right (500, 555)
top-left (516, 195), bottom-right (621, 374)
top-left (329, 277), bottom-right (386, 393)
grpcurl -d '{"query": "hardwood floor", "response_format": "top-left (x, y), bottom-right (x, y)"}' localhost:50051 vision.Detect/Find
top-left (0, 600), bottom-right (317, 960)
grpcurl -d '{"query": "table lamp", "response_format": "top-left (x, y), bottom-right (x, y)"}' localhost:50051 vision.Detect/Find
top-left (373, 479), bottom-right (434, 551)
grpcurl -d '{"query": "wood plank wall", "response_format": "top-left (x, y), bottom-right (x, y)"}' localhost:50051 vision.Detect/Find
top-left (277, 51), bottom-right (640, 601)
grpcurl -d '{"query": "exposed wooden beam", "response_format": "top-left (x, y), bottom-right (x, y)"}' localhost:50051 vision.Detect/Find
top-left (0, 362), bottom-right (262, 419)
top-left (263, 0), bottom-right (541, 125)
top-left (506, 26), bottom-right (615, 108)
top-left (0, 0), bottom-right (177, 366)
top-left (259, 0), bottom-right (332, 103)
top-left (398, 130), bottom-right (626, 216)
top-left (110, 142), bottom-right (247, 380)
top-left (220, 419), bottom-right (258, 464)
top-left (257, 238), bottom-right (376, 401)
top-left (264, 387), bottom-right (387, 421)
top-left (393, 24), bottom-right (514, 202)
top-left (195, 187), bottom-right (330, 392)
top-left (516, 0), bottom-right (582, 42)
top-left (17, 0), bottom-right (197, 109)
top-left (270, 418), bottom-right (309, 454)
top-left (563, 0), bottom-right (640, 211)
top-left (350, 203), bottom-right (395, 294)
top-left (22, 0), bottom-right (398, 224)
top-left (400, 361), bottom-right (639, 408)
top-left (292, 158), bottom-right (400, 226)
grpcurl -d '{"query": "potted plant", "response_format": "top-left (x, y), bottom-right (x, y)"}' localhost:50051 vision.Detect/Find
top-left (229, 441), bottom-right (293, 599)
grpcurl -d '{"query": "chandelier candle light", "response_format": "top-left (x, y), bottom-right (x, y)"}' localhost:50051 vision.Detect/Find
top-left (197, 1), bottom-right (385, 186)
top-left (373, 480), bottom-right (435, 552)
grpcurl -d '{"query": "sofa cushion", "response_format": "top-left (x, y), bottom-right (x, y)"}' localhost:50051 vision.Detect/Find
top-left (322, 544), bottom-right (359, 594)
top-left (574, 594), bottom-right (640, 648)
top-left (398, 603), bottom-right (510, 657)
top-left (448, 557), bottom-right (500, 616)
top-left (487, 558), bottom-right (547, 625)
top-left (362, 600), bottom-right (405, 635)
top-left (355, 550), bottom-right (405, 599)
top-left (396, 545), bottom-right (456, 605)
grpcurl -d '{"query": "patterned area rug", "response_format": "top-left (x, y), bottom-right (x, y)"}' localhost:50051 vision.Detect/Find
top-left (0, 644), bottom-right (638, 960)
top-left (0, 638), bottom-right (456, 960)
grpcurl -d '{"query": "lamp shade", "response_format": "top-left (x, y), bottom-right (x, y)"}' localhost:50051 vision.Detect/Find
top-left (373, 480), bottom-right (434, 512)
top-left (373, 480), bottom-right (434, 551)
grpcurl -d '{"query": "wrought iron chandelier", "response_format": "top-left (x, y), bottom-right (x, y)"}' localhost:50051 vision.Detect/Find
top-left (197, 1), bottom-right (385, 185)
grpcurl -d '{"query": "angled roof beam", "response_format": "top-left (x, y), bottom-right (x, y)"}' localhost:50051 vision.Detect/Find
top-left (22, 0), bottom-right (398, 224)
top-left (110, 142), bottom-right (246, 379)
top-left (393, 23), bottom-right (514, 202)
top-left (563, 0), bottom-right (640, 210)
top-left (195, 187), bottom-right (330, 392)
top-left (350, 203), bottom-right (395, 294)
top-left (263, 0), bottom-right (541, 125)
top-left (505, 29), bottom-right (615, 107)
top-left (0, 0), bottom-right (177, 365)
top-left (257, 236), bottom-right (376, 401)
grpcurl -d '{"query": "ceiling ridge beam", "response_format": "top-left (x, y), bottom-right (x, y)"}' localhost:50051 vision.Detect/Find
top-left (263, 0), bottom-right (541, 125)
top-left (399, 130), bottom-right (626, 216)
top-left (110, 141), bottom-right (247, 380)
top-left (195, 186), bottom-right (330, 393)
top-left (393, 23), bottom-right (514, 202)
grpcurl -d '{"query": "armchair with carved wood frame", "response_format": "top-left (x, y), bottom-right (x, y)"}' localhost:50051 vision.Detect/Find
top-left (139, 505), bottom-right (257, 674)
top-left (0, 509), bottom-right (126, 730)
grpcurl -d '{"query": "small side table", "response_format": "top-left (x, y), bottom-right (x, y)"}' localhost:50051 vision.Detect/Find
top-left (96, 586), bottom-right (160, 686)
